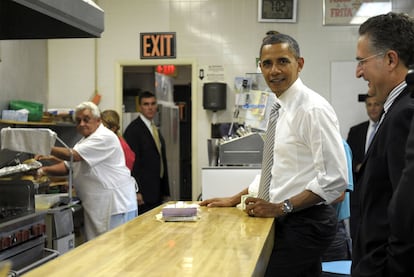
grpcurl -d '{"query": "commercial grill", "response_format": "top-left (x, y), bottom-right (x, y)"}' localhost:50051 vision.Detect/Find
top-left (0, 180), bottom-right (58, 276)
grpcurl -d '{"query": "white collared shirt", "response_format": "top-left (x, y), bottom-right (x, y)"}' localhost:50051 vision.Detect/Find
top-left (268, 78), bottom-right (348, 204)
top-left (377, 81), bottom-right (407, 128)
top-left (139, 113), bottom-right (155, 136)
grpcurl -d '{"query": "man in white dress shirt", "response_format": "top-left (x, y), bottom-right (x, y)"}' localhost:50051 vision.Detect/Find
top-left (200, 33), bottom-right (348, 276)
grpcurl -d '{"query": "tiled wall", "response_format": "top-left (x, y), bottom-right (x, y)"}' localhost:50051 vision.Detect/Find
top-left (47, 0), bottom-right (414, 199)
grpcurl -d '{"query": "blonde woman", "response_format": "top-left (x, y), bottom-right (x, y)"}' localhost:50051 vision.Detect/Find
top-left (101, 109), bottom-right (135, 171)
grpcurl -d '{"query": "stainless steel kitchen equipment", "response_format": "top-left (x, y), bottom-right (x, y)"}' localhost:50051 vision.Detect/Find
top-left (0, 180), bottom-right (59, 276)
top-left (45, 206), bottom-right (75, 255)
top-left (207, 138), bottom-right (220, 166)
top-left (1, 127), bottom-right (75, 206)
top-left (155, 103), bottom-right (180, 200)
top-left (218, 133), bottom-right (264, 166)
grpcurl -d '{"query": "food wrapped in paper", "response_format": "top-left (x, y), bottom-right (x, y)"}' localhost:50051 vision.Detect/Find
top-left (0, 159), bottom-right (42, 177)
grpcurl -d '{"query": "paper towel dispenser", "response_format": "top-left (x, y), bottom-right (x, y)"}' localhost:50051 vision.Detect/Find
top-left (203, 82), bottom-right (227, 111)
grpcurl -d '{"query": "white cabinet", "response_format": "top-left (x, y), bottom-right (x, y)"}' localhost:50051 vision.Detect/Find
top-left (201, 167), bottom-right (261, 200)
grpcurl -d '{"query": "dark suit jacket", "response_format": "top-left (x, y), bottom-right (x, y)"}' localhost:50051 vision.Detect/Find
top-left (389, 115), bottom-right (414, 241)
top-left (123, 116), bottom-right (170, 207)
top-left (346, 121), bottom-right (369, 240)
top-left (387, 103), bottom-right (414, 276)
top-left (352, 88), bottom-right (414, 277)
top-left (347, 121), bottom-right (369, 176)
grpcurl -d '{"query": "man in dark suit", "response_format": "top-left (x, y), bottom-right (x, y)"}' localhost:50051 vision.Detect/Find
top-left (124, 91), bottom-right (170, 214)
top-left (346, 94), bottom-right (383, 240)
top-left (351, 12), bottom-right (414, 277)
top-left (387, 67), bottom-right (414, 275)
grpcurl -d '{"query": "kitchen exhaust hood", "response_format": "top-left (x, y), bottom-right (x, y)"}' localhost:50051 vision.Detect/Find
top-left (0, 0), bottom-right (104, 39)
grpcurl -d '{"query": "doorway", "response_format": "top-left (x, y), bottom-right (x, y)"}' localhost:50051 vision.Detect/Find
top-left (120, 63), bottom-right (194, 200)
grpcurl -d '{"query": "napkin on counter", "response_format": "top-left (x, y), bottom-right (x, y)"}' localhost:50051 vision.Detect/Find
top-left (158, 202), bottom-right (200, 222)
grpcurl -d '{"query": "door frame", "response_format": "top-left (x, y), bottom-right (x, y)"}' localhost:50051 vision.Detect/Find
top-left (115, 59), bottom-right (200, 200)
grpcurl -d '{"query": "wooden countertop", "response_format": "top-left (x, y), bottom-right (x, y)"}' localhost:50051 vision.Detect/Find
top-left (25, 203), bottom-right (275, 277)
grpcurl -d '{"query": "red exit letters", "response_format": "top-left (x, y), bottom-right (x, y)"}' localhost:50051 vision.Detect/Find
top-left (140, 32), bottom-right (176, 59)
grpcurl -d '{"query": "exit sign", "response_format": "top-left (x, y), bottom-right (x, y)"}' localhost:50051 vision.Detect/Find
top-left (140, 32), bottom-right (176, 59)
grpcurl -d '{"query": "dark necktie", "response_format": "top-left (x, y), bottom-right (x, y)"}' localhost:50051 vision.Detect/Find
top-left (257, 102), bottom-right (281, 201)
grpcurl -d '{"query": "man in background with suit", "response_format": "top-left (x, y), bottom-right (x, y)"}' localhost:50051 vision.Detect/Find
top-left (124, 91), bottom-right (170, 214)
top-left (351, 12), bottom-right (414, 277)
top-left (346, 93), bottom-right (383, 240)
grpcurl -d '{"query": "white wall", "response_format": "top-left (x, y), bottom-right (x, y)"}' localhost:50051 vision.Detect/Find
top-left (0, 40), bottom-right (47, 110)
top-left (47, 0), bottom-right (414, 200)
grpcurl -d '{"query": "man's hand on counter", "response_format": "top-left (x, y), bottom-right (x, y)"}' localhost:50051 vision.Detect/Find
top-left (199, 197), bottom-right (238, 207)
top-left (244, 197), bottom-right (281, 218)
top-left (199, 188), bottom-right (249, 207)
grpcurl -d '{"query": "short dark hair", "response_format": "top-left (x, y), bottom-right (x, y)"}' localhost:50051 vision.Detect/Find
top-left (262, 30), bottom-right (281, 42)
top-left (266, 30), bottom-right (280, 36)
top-left (260, 33), bottom-right (301, 59)
top-left (138, 91), bottom-right (156, 105)
top-left (359, 12), bottom-right (414, 68)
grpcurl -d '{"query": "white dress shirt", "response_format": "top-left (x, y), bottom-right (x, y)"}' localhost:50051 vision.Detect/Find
top-left (139, 113), bottom-right (155, 135)
top-left (267, 78), bottom-right (348, 204)
top-left (377, 81), bottom-right (407, 128)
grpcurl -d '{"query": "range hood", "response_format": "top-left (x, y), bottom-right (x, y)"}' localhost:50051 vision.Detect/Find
top-left (0, 0), bottom-right (104, 39)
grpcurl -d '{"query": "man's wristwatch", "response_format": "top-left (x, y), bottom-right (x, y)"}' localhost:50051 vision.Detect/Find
top-left (282, 199), bottom-right (294, 214)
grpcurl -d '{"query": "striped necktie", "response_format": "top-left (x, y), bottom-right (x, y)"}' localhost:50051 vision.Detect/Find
top-left (366, 121), bottom-right (378, 153)
top-left (257, 102), bottom-right (281, 201)
top-left (151, 122), bottom-right (164, 177)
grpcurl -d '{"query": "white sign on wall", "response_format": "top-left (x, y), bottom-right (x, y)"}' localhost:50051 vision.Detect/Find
top-left (330, 61), bottom-right (370, 139)
top-left (323, 0), bottom-right (392, 26)
top-left (202, 65), bottom-right (225, 82)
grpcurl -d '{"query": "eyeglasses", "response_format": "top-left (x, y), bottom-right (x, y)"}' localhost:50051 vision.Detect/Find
top-left (356, 53), bottom-right (384, 67)
top-left (75, 116), bottom-right (92, 125)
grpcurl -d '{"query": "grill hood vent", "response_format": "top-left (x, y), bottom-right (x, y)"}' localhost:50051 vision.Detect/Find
top-left (0, 0), bottom-right (104, 39)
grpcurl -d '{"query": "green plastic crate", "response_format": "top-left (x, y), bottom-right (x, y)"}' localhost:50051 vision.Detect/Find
top-left (9, 100), bottom-right (43, 122)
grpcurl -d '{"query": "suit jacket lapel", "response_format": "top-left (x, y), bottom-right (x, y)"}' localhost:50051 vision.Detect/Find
top-left (360, 87), bottom-right (410, 168)
top-left (138, 116), bottom-right (160, 152)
